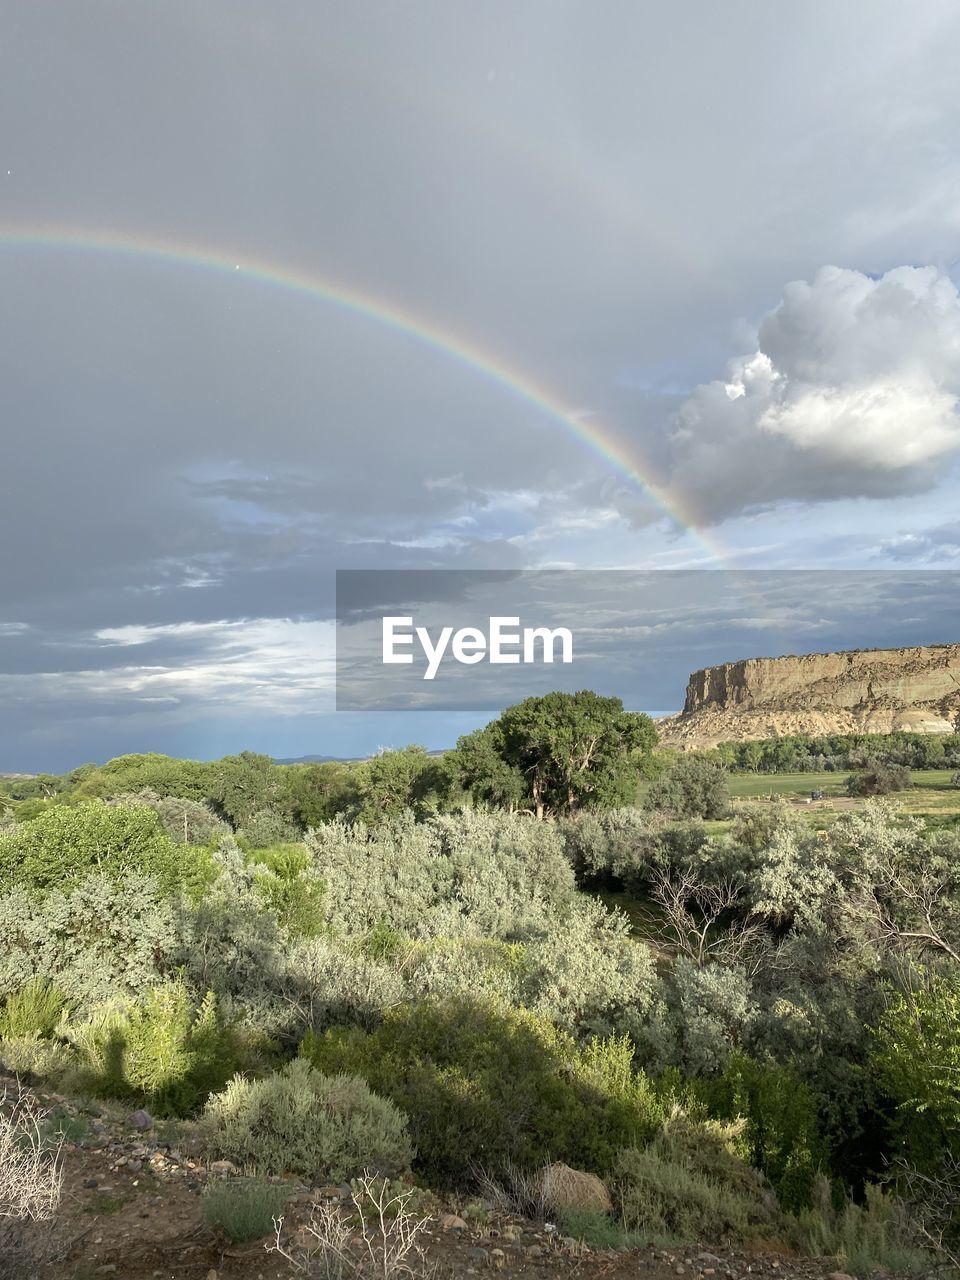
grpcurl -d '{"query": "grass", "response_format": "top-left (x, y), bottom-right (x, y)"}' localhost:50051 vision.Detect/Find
top-left (795, 1181), bottom-right (928, 1278)
top-left (43, 1107), bottom-right (89, 1145)
top-left (83, 1193), bottom-right (127, 1215)
top-left (202, 1176), bottom-right (290, 1243)
top-left (595, 890), bottom-right (669, 935)
top-left (727, 769), bottom-right (960, 821)
top-left (556, 1205), bottom-right (647, 1249)
top-left (728, 772), bottom-right (848, 798)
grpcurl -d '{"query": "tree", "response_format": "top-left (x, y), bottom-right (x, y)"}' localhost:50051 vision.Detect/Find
top-left (284, 762), bottom-right (360, 828)
top-left (352, 746), bottom-right (452, 824)
top-left (449, 726), bottom-right (526, 812)
top-left (77, 753), bottom-right (212, 802)
top-left (846, 760), bottom-right (911, 798)
top-left (453, 691), bottom-right (656, 820)
top-left (646, 755), bottom-right (730, 820)
top-left (210, 752), bottom-right (286, 828)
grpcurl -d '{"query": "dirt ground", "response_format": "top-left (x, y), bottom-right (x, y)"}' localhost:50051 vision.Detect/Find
top-left (34, 1118), bottom-right (874, 1280)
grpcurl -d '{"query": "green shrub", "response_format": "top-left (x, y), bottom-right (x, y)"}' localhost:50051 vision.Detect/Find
top-left (249, 844), bottom-right (325, 938)
top-left (202, 1176), bottom-right (290, 1242)
top-left (240, 809), bottom-right (302, 848)
top-left (796, 1178), bottom-right (927, 1277)
top-left (0, 1034), bottom-right (76, 1079)
top-left (0, 980), bottom-right (69, 1039)
top-left (155, 795), bottom-right (230, 845)
top-left (305, 810), bottom-right (576, 940)
top-left (556, 1206), bottom-right (643, 1249)
top-left (613, 1113), bottom-right (779, 1245)
top-left (0, 801), bottom-right (212, 898)
top-left (198, 1058), bottom-right (412, 1181)
top-left (871, 977), bottom-right (960, 1173)
top-left (560, 807), bottom-right (659, 891)
top-left (642, 960), bottom-right (756, 1077)
top-left (404, 901), bottom-right (656, 1040)
top-left (689, 1052), bottom-right (827, 1212)
top-left (280, 936), bottom-right (405, 1037)
top-left (67, 981), bottom-right (239, 1115)
top-left (302, 997), bottom-right (665, 1186)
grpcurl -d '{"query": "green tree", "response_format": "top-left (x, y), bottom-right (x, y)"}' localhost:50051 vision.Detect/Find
top-left (352, 746), bottom-right (452, 824)
top-left (647, 755), bottom-right (730, 820)
top-left (450, 725), bottom-right (527, 812)
top-left (284, 761), bottom-right (360, 827)
top-left (77, 753), bottom-right (212, 802)
top-left (454, 691), bottom-right (656, 819)
top-left (846, 761), bottom-right (911, 798)
top-left (210, 751), bottom-right (286, 827)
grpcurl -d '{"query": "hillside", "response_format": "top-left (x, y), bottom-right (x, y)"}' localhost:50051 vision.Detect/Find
top-left (659, 642), bottom-right (960, 748)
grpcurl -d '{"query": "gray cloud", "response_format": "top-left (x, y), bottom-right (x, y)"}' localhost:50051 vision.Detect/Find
top-left (881, 522), bottom-right (960, 562)
top-left (3, 1), bottom-right (960, 765)
top-left (663, 266), bottom-right (960, 522)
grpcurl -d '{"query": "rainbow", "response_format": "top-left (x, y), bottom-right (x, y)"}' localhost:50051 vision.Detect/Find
top-left (0, 224), bottom-right (725, 562)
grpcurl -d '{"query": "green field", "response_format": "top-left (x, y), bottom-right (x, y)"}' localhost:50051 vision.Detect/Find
top-left (728, 771), bottom-right (848, 798)
top-left (727, 768), bottom-right (960, 822)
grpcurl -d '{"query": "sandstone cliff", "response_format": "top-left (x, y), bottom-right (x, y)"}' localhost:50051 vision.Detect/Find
top-left (658, 643), bottom-right (960, 748)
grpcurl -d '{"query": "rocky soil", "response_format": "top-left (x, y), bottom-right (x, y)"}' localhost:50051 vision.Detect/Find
top-left (0, 1077), bottom-right (932, 1280)
top-left (659, 644), bottom-right (960, 749)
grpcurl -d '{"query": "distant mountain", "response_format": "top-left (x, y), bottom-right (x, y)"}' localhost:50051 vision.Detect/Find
top-left (274, 749), bottom-right (449, 765)
top-left (273, 754), bottom-right (359, 764)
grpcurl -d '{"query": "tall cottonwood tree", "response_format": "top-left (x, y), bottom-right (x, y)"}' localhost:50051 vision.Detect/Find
top-left (454, 690), bottom-right (656, 819)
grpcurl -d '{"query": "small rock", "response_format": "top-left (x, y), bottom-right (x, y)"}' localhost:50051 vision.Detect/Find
top-left (525, 1244), bottom-right (543, 1258)
top-left (82, 1178), bottom-right (98, 1189)
top-left (207, 1271), bottom-right (218, 1280)
top-left (489, 1248), bottom-right (506, 1270)
top-left (468, 1247), bottom-right (489, 1265)
top-left (128, 1109), bottom-right (153, 1131)
top-left (441, 1213), bottom-right (469, 1232)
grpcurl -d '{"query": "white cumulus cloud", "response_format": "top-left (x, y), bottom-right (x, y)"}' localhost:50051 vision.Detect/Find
top-left (667, 265), bottom-right (960, 521)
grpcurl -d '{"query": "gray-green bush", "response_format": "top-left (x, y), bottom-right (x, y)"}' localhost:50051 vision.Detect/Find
top-left (614, 1114), bottom-right (778, 1245)
top-left (0, 872), bottom-right (181, 1005)
top-left (198, 1058), bottom-right (413, 1181)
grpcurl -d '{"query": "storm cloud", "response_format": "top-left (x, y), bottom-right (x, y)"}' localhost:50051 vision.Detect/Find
top-left (3, 1), bottom-right (960, 767)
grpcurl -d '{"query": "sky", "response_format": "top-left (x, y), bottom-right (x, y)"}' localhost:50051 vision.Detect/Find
top-left (3, 1), bottom-right (960, 770)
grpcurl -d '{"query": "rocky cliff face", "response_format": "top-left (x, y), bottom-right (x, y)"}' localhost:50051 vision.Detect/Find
top-left (659, 643), bottom-right (960, 748)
